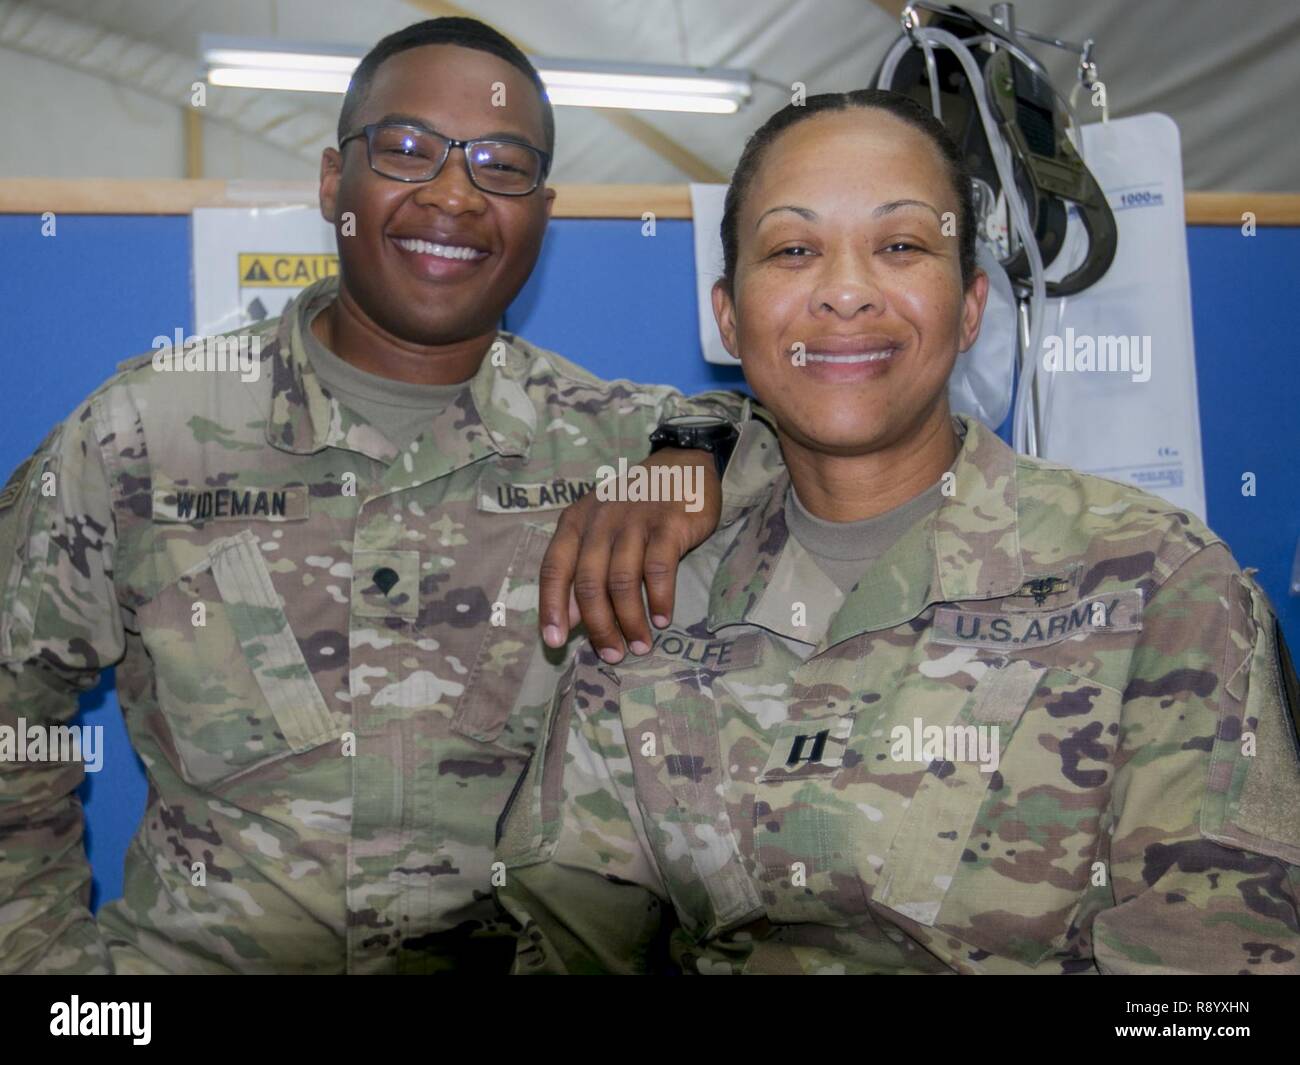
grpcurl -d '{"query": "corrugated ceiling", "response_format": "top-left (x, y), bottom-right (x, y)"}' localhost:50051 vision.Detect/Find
top-left (8, 0), bottom-right (1299, 189)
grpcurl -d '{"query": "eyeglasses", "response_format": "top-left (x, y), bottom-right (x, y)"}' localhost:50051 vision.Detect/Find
top-left (339, 122), bottom-right (550, 196)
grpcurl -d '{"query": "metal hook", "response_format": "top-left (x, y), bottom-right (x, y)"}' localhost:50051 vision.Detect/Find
top-left (901, 4), bottom-right (922, 44)
top-left (1078, 38), bottom-right (1098, 89)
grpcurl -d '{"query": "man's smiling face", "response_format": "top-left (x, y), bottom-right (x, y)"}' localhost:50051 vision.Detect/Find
top-left (320, 43), bottom-right (554, 347)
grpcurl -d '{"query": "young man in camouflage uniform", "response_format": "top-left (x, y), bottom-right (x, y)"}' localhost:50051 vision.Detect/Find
top-left (0, 19), bottom-right (746, 974)
top-left (496, 92), bottom-right (1300, 974)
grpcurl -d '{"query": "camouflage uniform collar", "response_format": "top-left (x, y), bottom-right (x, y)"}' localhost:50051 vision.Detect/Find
top-left (265, 276), bottom-right (536, 464)
top-left (930, 415), bottom-right (1025, 602)
top-left (265, 278), bottom-right (344, 456)
top-left (708, 414), bottom-right (1026, 650)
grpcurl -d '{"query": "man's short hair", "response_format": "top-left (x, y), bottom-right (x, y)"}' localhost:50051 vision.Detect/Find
top-left (337, 16), bottom-right (555, 159)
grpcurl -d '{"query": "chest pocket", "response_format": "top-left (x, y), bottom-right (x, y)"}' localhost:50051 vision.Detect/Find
top-left (450, 521), bottom-right (553, 753)
top-left (874, 659), bottom-right (1121, 966)
top-left (750, 710), bottom-right (871, 927)
top-left (139, 529), bottom-right (338, 788)
top-left (621, 675), bottom-right (765, 940)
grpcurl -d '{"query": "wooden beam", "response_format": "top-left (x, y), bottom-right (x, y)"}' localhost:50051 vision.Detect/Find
top-left (0, 179), bottom-right (221, 214)
top-left (1181, 192), bottom-right (1300, 227)
top-left (553, 184), bottom-right (692, 218)
top-left (0, 180), bottom-right (1294, 225)
top-left (183, 108), bottom-right (204, 180)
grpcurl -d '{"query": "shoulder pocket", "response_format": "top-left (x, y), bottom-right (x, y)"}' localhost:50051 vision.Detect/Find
top-left (0, 428), bottom-right (63, 661)
top-left (1203, 573), bottom-right (1300, 864)
top-left (140, 528), bottom-right (338, 787)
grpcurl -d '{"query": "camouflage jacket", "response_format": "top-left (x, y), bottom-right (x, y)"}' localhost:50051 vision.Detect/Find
top-left (497, 414), bottom-right (1300, 974)
top-left (0, 276), bottom-right (748, 974)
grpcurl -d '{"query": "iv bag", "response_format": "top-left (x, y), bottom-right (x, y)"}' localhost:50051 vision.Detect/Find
top-left (948, 241), bottom-right (1017, 430)
top-left (1038, 114), bottom-right (1205, 519)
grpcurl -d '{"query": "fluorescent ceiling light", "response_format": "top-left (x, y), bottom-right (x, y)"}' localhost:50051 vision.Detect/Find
top-left (208, 68), bottom-right (354, 93)
top-left (540, 62), bottom-right (750, 113)
top-left (544, 87), bottom-right (739, 114)
top-left (199, 35), bottom-right (751, 112)
top-left (205, 48), bottom-right (361, 73)
top-left (201, 35), bottom-right (360, 94)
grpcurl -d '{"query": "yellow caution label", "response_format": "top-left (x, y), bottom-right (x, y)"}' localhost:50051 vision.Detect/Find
top-left (238, 253), bottom-right (339, 288)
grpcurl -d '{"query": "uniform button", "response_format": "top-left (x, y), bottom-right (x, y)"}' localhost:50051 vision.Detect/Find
top-left (372, 567), bottom-right (399, 595)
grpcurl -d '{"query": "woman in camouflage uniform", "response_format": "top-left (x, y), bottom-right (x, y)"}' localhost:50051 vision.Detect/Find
top-left (495, 90), bottom-right (1300, 975)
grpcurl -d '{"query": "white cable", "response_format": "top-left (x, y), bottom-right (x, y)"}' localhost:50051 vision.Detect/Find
top-left (1038, 293), bottom-right (1068, 453)
top-left (879, 26), bottom-right (1048, 455)
top-left (921, 38), bottom-right (942, 120)
top-left (962, 32), bottom-right (1088, 450)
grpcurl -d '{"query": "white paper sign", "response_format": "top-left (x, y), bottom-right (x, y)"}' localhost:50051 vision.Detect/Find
top-left (193, 206), bottom-right (337, 337)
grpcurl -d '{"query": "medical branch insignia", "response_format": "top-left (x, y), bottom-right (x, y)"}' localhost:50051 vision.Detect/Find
top-left (1018, 575), bottom-right (1073, 606)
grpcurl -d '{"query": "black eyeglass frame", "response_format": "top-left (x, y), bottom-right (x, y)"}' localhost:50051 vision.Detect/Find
top-left (338, 122), bottom-right (551, 196)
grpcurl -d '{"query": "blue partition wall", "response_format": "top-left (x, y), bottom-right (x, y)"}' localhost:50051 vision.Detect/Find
top-left (0, 212), bottom-right (1297, 911)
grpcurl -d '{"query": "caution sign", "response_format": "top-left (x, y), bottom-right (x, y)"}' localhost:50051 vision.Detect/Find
top-left (194, 208), bottom-right (338, 334)
top-left (238, 253), bottom-right (339, 288)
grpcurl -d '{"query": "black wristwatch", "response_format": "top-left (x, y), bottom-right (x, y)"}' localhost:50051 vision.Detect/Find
top-left (648, 415), bottom-right (739, 479)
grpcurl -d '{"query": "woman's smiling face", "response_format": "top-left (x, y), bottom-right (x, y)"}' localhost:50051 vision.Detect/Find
top-left (713, 107), bottom-right (988, 458)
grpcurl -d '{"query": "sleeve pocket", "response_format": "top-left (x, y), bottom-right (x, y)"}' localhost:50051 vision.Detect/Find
top-left (1203, 573), bottom-right (1300, 865)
